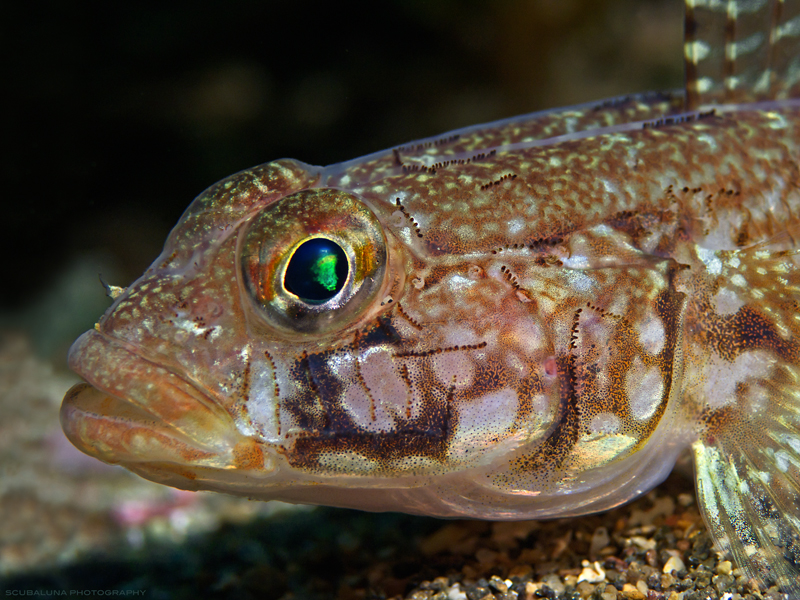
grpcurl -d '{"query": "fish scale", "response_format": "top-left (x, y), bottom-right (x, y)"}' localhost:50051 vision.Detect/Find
top-left (61, 0), bottom-right (800, 594)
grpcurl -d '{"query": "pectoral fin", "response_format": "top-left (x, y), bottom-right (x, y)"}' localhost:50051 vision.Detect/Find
top-left (694, 419), bottom-right (800, 594)
top-left (690, 235), bottom-right (800, 594)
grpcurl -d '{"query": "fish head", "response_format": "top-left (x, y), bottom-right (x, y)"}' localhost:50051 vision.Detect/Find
top-left (62, 149), bottom-right (687, 517)
top-left (60, 159), bottom-right (362, 490)
top-left (61, 157), bottom-right (417, 497)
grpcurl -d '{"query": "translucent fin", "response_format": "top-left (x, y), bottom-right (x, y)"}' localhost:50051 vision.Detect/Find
top-left (684, 0), bottom-right (800, 109)
top-left (694, 420), bottom-right (800, 594)
top-left (690, 238), bottom-right (800, 593)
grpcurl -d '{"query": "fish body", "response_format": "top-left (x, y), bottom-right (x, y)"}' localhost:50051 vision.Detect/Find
top-left (63, 0), bottom-right (800, 593)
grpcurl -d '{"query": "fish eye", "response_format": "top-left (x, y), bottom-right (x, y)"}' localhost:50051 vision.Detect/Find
top-left (239, 188), bottom-right (388, 338)
top-left (284, 237), bottom-right (348, 304)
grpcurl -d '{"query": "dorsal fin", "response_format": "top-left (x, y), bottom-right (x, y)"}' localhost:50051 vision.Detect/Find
top-left (684, 0), bottom-right (800, 109)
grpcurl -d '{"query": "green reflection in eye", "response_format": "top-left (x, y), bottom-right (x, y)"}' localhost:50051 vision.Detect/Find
top-left (284, 238), bottom-right (348, 303)
top-left (312, 254), bottom-right (338, 291)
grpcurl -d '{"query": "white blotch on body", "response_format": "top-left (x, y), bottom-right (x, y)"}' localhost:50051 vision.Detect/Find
top-left (600, 179), bottom-right (619, 197)
top-left (452, 388), bottom-right (518, 456)
top-left (638, 313), bottom-right (665, 354)
top-left (247, 367), bottom-right (285, 442)
top-left (626, 357), bottom-right (664, 420)
top-left (342, 384), bottom-right (387, 432)
top-left (326, 352), bottom-right (356, 379)
top-left (564, 270), bottom-right (594, 291)
top-left (457, 224), bottom-right (476, 238)
top-left (712, 287), bottom-right (745, 315)
top-left (589, 412), bottom-right (621, 435)
top-left (447, 274), bottom-right (476, 294)
top-left (697, 247), bottom-right (722, 275)
top-left (697, 133), bottom-right (718, 152)
top-left (507, 217), bottom-right (525, 235)
top-left (509, 319), bottom-right (545, 355)
top-left (433, 352), bottom-right (475, 389)
top-left (361, 351), bottom-right (417, 418)
top-left (443, 325), bottom-right (483, 348)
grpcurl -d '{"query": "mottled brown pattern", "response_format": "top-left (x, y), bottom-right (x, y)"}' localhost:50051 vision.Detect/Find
top-left (505, 355), bottom-right (582, 479)
top-left (693, 302), bottom-right (800, 363)
top-left (61, 0), bottom-right (800, 594)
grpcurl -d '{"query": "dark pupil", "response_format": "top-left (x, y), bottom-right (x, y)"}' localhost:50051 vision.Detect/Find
top-left (284, 238), bottom-right (348, 303)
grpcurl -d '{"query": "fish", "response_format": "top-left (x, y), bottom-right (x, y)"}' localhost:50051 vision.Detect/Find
top-left (61, 0), bottom-right (800, 593)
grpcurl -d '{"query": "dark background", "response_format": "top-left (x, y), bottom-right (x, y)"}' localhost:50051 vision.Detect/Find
top-left (4, 0), bottom-right (682, 313)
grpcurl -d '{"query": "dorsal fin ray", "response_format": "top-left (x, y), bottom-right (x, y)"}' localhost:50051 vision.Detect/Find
top-left (685, 0), bottom-right (800, 109)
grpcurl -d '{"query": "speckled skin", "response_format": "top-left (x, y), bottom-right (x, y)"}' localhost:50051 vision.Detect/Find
top-left (61, 3), bottom-right (800, 592)
top-left (61, 96), bottom-right (800, 503)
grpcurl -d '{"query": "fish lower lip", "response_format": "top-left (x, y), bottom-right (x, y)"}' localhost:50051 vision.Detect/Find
top-left (60, 330), bottom-right (274, 486)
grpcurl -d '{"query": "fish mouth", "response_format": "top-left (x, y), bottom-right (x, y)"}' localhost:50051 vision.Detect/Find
top-left (61, 330), bottom-right (276, 490)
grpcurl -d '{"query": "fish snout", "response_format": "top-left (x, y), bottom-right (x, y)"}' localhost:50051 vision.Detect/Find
top-left (60, 330), bottom-right (278, 490)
